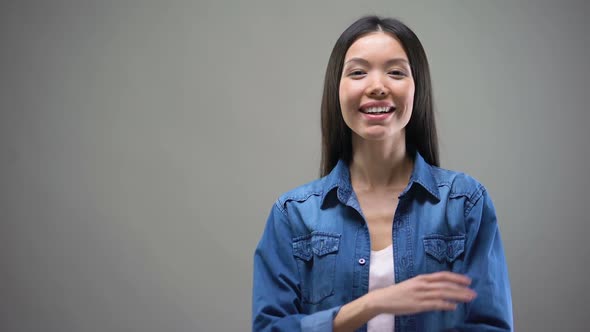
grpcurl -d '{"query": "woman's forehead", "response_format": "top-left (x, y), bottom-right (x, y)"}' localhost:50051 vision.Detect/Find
top-left (344, 32), bottom-right (408, 63)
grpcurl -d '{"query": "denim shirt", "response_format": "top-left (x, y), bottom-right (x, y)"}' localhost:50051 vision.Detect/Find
top-left (252, 151), bottom-right (513, 332)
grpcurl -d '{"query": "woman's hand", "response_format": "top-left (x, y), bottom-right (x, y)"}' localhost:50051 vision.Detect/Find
top-left (367, 271), bottom-right (477, 316)
top-left (334, 271), bottom-right (476, 331)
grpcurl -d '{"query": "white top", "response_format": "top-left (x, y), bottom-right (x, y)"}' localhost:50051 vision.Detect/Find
top-left (367, 244), bottom-right (395, 332)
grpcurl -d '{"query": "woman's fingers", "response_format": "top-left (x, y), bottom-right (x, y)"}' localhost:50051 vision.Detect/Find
top-left (426, 281), bottom-right (476, 297)
top-left (421, 271), bottom-right (472, 286)
top-left (424, 300), bottom-right (458, 311)
top-left (422, 288), bottom-right (476, 303)
top-left (374, 272), bottom-right (476, 315)
top-left (420, 273), bottom-right (477, 303)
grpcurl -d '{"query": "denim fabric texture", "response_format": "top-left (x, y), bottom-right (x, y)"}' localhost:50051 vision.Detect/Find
top-left (252, 150), bottom-right (513, 332)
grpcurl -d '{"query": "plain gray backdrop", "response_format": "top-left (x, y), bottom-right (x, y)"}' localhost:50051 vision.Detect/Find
top-left (1, 0), bottom-right (588, 331)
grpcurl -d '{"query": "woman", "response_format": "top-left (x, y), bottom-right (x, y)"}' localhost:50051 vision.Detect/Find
top-left (252, 16), bottom-right (513, 332)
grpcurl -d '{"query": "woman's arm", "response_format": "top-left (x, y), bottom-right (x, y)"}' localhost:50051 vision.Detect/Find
top-left (252, 203), bottom-right (341, 332)
top-left (451, 188), bottom-right (513, 331)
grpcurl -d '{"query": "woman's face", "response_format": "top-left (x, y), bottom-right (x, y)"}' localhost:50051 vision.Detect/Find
top-left (339, 32), bottom-right (415, 142)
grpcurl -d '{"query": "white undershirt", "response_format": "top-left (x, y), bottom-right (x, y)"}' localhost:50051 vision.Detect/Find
top-left (367, 244), bottom-right (395, 332)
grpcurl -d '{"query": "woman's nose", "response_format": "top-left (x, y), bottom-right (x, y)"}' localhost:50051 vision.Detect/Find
top-left (370, 87), bottom-right (387, 96)
top-left (367, 76), bottom-right (388, 97)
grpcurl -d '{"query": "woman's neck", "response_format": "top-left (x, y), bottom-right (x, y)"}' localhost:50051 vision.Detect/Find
top-left (349, 134), bottom-right (413, 192)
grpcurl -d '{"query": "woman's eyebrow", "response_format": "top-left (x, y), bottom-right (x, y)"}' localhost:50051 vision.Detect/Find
top-left (344, 57), bottom-right (409, 67)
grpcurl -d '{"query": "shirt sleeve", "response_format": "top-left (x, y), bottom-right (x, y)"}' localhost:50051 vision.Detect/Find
top-left (252, 202), bottom-right (342, 332)
top-left (452, 188), bottom-right (514, 331)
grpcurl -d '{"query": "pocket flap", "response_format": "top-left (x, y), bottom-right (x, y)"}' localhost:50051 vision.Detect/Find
top-left (423, 234), bottom-right (466, 263)
top-left (311, 233), bottom-right (341, 257)
top-left (293, 232), bottom-right (341, 260)
top-left (292, 235), bottom-right (313, 261)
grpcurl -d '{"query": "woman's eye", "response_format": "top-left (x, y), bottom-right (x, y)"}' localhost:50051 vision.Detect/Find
top-left (349, 70), bottom-right (365, 76)
top-left (389, 70), bottom-right (406, 77)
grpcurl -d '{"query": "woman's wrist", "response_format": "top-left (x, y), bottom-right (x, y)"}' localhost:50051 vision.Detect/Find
top-left (363, 289), bottom-right (384, 317)
top-left (334, 290), bottom-right (383, 331)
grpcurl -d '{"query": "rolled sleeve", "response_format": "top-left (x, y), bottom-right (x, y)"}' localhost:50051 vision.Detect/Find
top-left (300, 306), bottom-right (342, 332)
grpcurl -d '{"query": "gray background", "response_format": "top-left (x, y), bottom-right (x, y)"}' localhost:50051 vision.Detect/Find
top-left (1, 0), bottom-right (588, 331)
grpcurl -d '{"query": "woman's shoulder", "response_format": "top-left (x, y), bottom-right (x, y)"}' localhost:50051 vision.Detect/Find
top-left (272, 174), bottom-right (334, 213)
top-left (428, 164), bottom-right (488, 201)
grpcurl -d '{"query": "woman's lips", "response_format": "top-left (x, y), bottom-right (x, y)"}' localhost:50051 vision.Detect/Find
top-left (359, 101), bottom-right (395, 112)
top-left (358, 106), bottom-right (396, 114)
top-left (360, 111), bottom-right (394, 121)
top-left (356, 101), bottom-right (396, 121)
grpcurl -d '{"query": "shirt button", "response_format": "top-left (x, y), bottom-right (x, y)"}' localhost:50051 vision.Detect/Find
top-left (358, 258), bottom-right (366, 265)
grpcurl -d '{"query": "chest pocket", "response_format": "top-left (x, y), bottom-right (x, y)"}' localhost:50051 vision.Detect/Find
top-left (423, 234), bottom-right (466, 273)
top-left (292, 232), bottom-right (341, 304)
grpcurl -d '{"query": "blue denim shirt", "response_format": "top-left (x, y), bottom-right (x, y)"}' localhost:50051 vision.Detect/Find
top-left (252, 150), bottom-right (513, 331)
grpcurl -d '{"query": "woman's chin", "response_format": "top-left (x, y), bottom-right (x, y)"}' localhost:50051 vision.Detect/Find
top-left (353, 126), bottom-right (405, 143)
top-left (356, 131), bottom-right (392, 142)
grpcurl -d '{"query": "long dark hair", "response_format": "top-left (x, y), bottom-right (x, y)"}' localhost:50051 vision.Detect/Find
top-left (320, 16), bottom-right (439, 176)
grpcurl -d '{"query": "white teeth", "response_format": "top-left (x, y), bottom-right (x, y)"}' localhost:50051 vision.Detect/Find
top-left (363, 107), bottom-right (391, 114)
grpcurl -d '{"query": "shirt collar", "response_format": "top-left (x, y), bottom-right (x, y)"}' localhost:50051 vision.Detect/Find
top-left (321, 149), bottom-right (440, 205)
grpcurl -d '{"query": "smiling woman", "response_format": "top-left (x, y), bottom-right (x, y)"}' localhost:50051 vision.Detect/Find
top-left (252, 16), bottom-right (513, 332)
